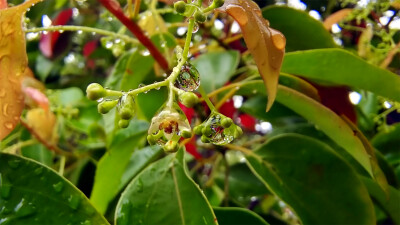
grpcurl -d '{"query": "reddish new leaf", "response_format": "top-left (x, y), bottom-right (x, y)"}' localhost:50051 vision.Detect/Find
top-left (218, 0), bottom-right (286, 111)
top-left (0, 0), bottom-right (42, 140)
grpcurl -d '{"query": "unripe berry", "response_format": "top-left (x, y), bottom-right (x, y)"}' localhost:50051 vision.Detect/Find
top-left (174, 1), bottom-right (186, 14)
top-left (98, 100), bottom-right (118, 114)
top-left (181, 129), bottom-right (192, 138)
top-left (86, 83), bottom-right (106, 101)
top-left (118, 94), bottom-right (135, 120)
top-left (201, 135), bottom-right (210, 143)
top-left (234, 126), bottom-right (243, 138)
top-left (179, 92), bottom-right (199, 108)
top-left (193, 125), bottom-right (203, 135)
top-left (164, 140), bottom-right (178, 153)
top-left (221, 117), bottom-right (233, 128)
top-left (119, 119), bottom-right (130, 128)
top-left (202, 126), bottom-right (213, 137)
top-left (194, 11), bottom-right (206, 23)
top-left (119, 108), bottom-right (134, 120)
top-left (214, 0), bottom-right (224, 7)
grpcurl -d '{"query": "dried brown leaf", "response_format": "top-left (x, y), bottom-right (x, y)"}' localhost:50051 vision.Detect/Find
top-left (218, 0), bottom-right (286, 111)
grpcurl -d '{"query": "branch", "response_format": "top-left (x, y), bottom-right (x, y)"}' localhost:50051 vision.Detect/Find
top-left (99, 0), bottom-right (169, 71)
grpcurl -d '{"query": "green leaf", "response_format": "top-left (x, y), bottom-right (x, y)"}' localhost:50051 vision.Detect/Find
top-left (105, 48), bottom-right (154, 91)
top-left (372, 123), bottom-right (400, 155)
top-left (115, 148), bottom-right (217, 225)
top-left (90, 120), bottom-right (148, 214)
top-left (246, 134), bottom-right (375, 225)
top-left (262, 6), bottom-right (336, 51)
top-left (0, 153), bottom-right (108, 225)
top-left (361, 177), bottom-right (400, 224)
top-left (49, 87), bottom-right (84, 107)
top-left (118, 145), bottom-right (164, 191)
top-left (239, 82), bottom-right (374, 177)
top-left (282, 49), bottom-right (400, 102)
top-left (21, 143), bottom-right (53, 167)
top-left (192, 50), bottom-right (240, 93)
top-left (135, 87), bottom-right (167, 121)
top-left (213, 207), bottom-right (269, 225)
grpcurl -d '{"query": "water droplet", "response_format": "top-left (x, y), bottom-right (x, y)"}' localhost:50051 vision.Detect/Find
top-left (68, 195), bottom-right (81, 210)
top-left (137, 178), bottom-right (143, 193)
top-left (14, 199), bottom-right (36, 217)
top-left (34, 167), bottom-right (43, 175)
top-left (202, 114), bottom-right (235, 145)
top-left (80, 220), bottom-right (91, 225)
top-left (174, 62), bottom-right (200, 91)
top-left (3, 103), bottom-right (9, 116)
top-left (140, 49), bottom-right (150, 56)
top-left (192, 23), bottom-right (199, 33)
top-left (105, 41), bottom-right (113, 49)
top-left (4, 122), bottom-right (13, 130)
top-left (53, 182), bottom-right (64, 193)
top-left (8, 159), bottom-right (20, 169)
top-left (138, 84), bottom-right (145, 88)
top-left (59, 30), bottom-right (64, 33)
top-left (96, 98), bottom-right (104, 103)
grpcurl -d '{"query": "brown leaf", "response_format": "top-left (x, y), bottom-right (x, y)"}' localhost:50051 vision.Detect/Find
top-left (0, 0), bottom-right (42, 140)
top-left (218, 0), bottom-right (286, 111)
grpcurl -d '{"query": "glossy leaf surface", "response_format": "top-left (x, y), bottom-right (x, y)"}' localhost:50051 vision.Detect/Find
top-left (246, 134), bottom-right (375, 225)
top-left (262, 6), bottom-right (336, 51)
top-left (218, 0), bottom-right (285, 111)
top-left (282, 49), bottom-right (400, 102)
top-left (192, 50), bottom-right (240, 93)
top-left (214, 207), bottom-right (269, 225)
top-left (0, 153), bottom-right (108, 224)
top-left (115, 148), bottom-right (217, 225)
top-left (90, 120), bottom-right (148, 214)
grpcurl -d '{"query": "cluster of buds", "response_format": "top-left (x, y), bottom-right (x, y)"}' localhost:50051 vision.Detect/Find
top-left (174, 0), bottom-right (225, 23)
top-left (86, 83), bottom-right (135, 128)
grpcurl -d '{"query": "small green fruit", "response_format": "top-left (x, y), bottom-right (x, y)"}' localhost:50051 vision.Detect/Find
top-left (86, 83), bottom-right (106, 101)
top-left (181, 129), bottom-right (192, 138)
top-left (98, 100), bottom-right (118, 114)
top-left (194, 11), bottom-right (206, 23)
top-left (201, 135), bottom-right (210, 143)
top-left (214, 0), bottom-right (224, 7)
top-left (119, 119), bottom-right (130, 128)
top-left (221, 117), bottom-right (233, 128)
top-left (174, 1), bottom-right (186, 14)
top-left (118, 94), bottom-right (135, 120)
top-left (179, 92), bottom-right (199, 108)
top-left (147, 135), bottom-right (156, 145)
top-left (193, 125), bottom-right (203, 135)
top-left (119, 108), bottom-right (134, 120)
top-left (202, 126), bottom-right (213, 137)
top-left (164, 140), bottom-right (178, 153)
top-left (234, 126), bottom-right (243, 138)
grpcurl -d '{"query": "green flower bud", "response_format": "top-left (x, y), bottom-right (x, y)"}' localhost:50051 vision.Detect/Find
top-left (193, 125), bottom-right (203, 135)
top-left (234, 126), bottom-right (243, 138)
top-left (201, 135), bottom-right (210, 143)
top-left (174, 1), bottom-right (186, 14)
top-left (214, 0), bottom-right (224, 7)
top-left (202, 126), bottom-right (213, 137)
top-left (118, 94), bottom-right (135, 120)
top-left (86, 83), bottom-right (106, 101)
top-left (221, 117), bottom-right (233, 128)
top-left (194, 11), bottom-right (206, 23)
top-left (179, 92), bottom-right (199, 108)
top-left (181, 129), bottom-right (192, 138)
top-left (164, 140), bottom-right (178, 153)
top-left (98, 100), bottom-right (118, 114)
top-left (119, 119), bottom-right (130, 128)
top-left (147, 135), bottom-right (156, 145)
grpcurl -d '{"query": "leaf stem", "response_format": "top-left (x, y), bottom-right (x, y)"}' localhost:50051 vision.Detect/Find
top-left (198, 85), bottom-right (216, 111)
top-left (25, 25), bottom-right (139, 45)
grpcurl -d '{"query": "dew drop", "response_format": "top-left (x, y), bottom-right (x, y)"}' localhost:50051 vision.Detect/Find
top-left (53, 181), bottom-right (64, 193)
top-left (105, 41), bottom-right (113, 49)
top-left (34, 167), bottom-right (43, 175)
top-left (140, 49), bottom-right (150, 56)
top-left (96, 98), bottom-right (104, 103)
top-left (192, 22), bottom-right (199, 33)
top-left (174, 62), bottom-right (200, 91)
top-left (4, 122), bottom-right (13, 130)
top-left (14, 198), bottom-right (36, 218)
top-left (80, 220), bottom-right (91, 225)
top-left (137, 178), bottom-right (143, 193)
top-left (138, 84), bottom-right (145, 88)
top-left (68, 195), bottom-right (81, 210)
top-left (8, 159), bottom-right (20, 169)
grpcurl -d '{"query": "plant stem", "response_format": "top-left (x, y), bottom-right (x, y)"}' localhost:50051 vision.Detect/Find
top-left (182, 18), bottom-right (195, 60)
top-left (198, 85), bottom-right (216, 111)
top-left (99, 0), bottom-right (169, 71)
top-left (1, 139), bottom-right (37, 154)
top-left (25, 26), bottom-right (139, 45)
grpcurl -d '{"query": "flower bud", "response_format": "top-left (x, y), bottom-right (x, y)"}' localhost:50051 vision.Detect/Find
top-left (214, 0), bottom-right (224, 7)
top-left (119, 119), bottom-right (130, 128)
top-left (86, 83), bottom-right (106, 101)
top-left (98, 100), bottom-right (118, 114)
top-left (221, 117), bottom-right (233, 128)
top-left (174, 1), bottom-right (186, 14)
top-left (118, 94), bottom-right (135, 120)
top-left (179, 92), bottom-right (199, 108)
top-left (194, 11), bottom-right (206, 23)
top-left (164, 140), bottom-right (179, 153)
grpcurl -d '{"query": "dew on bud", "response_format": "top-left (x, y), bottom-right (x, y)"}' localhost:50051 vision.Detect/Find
top-left (117, 94), bottom-right (135, 121)
top-left (175, 62), bottom-right (200, 91)
top-left (148, 103), bottom-right (191, 147)
top-left (197, 113), bottom-right (239, 145)
top-left (192, 22), bottom-right (199, 33)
